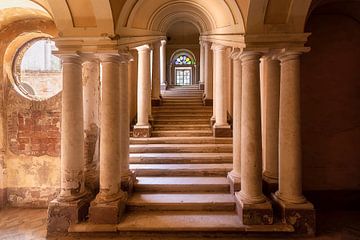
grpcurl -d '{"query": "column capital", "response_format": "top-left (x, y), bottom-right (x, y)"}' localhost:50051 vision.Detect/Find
top-left (239, 51), bottom-right (263, 63)
top-left (275, 47), bottom-right (310, 62)
top-left (58, 54), bottom-right (82, 65)
top-left (135, 44), bottom-right (151, 52)
top-left (98, 52), bottom-right (133, 63)
top-left (230, 48), bottom-right (242, 60)
top-left (160, 40), bottom-right (167, 46)
top-left (203, 41), bottom-right (212, 49)
top-left (211, 43), bottom-right (227, 52)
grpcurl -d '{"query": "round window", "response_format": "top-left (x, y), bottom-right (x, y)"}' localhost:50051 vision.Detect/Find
top-left (13, 38), bottom-right (62, 100)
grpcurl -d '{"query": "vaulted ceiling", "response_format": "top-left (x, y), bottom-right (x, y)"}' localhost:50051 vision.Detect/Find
top-left (0, 0), bottom-right (317, 38)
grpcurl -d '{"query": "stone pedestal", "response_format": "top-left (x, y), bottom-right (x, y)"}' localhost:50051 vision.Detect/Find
top-left (151, 98), bottom-right (161, 106)
top-left (227, 171), bottom-right (241, 194)
top-left (121, 170), bottom-right (137, 196)
top-left (262, 175), bottom-right (278, 194)
top-left (47, 194), bottom-right (92, 234)
top-left (89, 196), bottom-right (127, 224)
top-left (272, 193), bottom-right (315, 235)
top-left (199, 82), bottom-right (205, 90)
top-left (160, 84), bottom-right (167, 90)
top-left (235, 192), bottom-right (273, 225)
top-left (203, 99), bottom-right (213, 106)
top-left (213, 124), bottom-right (232, 137)
top-left (133, 125), bottom-right (152, 138)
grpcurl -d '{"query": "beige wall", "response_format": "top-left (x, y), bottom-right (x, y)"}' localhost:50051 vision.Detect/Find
top-left (301, 1), bottom-right (360, 191)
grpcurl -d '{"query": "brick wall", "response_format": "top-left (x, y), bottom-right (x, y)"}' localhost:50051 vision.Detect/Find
top-left (8, 110), bottom-right (60, 157)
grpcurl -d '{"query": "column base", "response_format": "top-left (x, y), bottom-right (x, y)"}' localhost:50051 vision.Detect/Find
top-left (262, 174), bottom-right (278, 195)
top-left (160, 84), bottom-right (167, 90)
top-left (133, 125), bottom-right (152, 138)
top-left (235, 192), bottom-right (273, 225)
top-left (213, 124), bottom-right (232, 137)
top-left (271, 193), bottom-right (315, 236)
top-left (210, 116), bottom-right (216, 126)
top-left (89, 194), bottom-right (127, 224)
top-left (227, 172), bottom-right (241, 194)
top-left (47, 194), bottom-right (92, 235)
top-left (0, 188), bottom-right (7, 208)
top-left (199, 83), bottom-right (205, 90)
top-left (203, 99), bottom-right (213, 106)
top-left (151, 98), bottom-right (161, 106)
top-left (121, 171), bottom-right (137, 196)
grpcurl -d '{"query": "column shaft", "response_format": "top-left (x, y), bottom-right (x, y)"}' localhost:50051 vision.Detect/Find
top-left (262, 57), bottom-right (280, 191)
top-left (276, 52), bottom-right (306, 203)
top-left (152, 42), bottom-right (161, 105)
top-left (133, 45), bottom-right (152, 137)
top-left (199, 42), bottom-right (205, 89)
top-left (204, 42), bottom-right (213, 105)
top-left (228, 53), bottom-right (242, 193)
top-left (60, 55), bottom-right (86, 200)
top-left (238, 52), bottom-right (264, 203)
top-left (212, 44), bottom-right (231, 137)
top-left (82, 60), bottom-right (100, 194)
top-left (160, 40), bottom-right (167, 90)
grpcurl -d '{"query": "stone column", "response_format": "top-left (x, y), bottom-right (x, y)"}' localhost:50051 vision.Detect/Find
top-left (272, 50), bottom-right (315, 235)
top-left (128, 49), bottom-right (138, 126)
top-left (199, 41), bottom-right (205, 90)
top-left (133, 44), bottom-right (152, 137)
top-left (235, 51), bottom-right (273, 225)
top-left (228, 51), bottom-right (242, 193)
top-left (203, 41), bottom-right (213, 106)
top-left (47, 54), bottom-right (90, 234)
top-left (119, 52), bottom-right (136, 194)
top-left (210, 49), bottom-right (216, 126)
top-left (82, 59), bottom-right (100, 195)
top-left (261, 57), bottom-right (280, 193)
top-left (160, 40), bottom-right (167, 90)
top-left (212, 44), bottom-right (232, 137)
top-left (152, 42), bottom-right (161, 106)
top-left (89, 54), bottom-right (127, 224)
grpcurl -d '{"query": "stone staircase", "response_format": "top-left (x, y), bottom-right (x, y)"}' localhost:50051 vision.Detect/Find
top-left (125, 85), bottom-right (239, 231)
top-left (69, 85), bottom-right (294, 235)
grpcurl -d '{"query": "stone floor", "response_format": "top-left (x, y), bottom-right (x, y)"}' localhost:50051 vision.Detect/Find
top-left (0, 208), bottom-right (359, 240)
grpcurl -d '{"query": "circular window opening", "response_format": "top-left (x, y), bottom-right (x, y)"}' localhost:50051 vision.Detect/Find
top-left (13, 37), bottom-right (62, 100)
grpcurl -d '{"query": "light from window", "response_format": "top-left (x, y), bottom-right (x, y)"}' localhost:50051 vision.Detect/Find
top-left (13, 38), bottom-right (62, 100)
top-left (175, 54), bottom-right (193, 65)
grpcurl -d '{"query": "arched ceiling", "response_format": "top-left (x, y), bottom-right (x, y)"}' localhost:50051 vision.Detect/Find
top-left (116, 0), bottom-right (245, 36)
top-left (0, 0), bottom-right (51, 31)
top-left (0, 0), bottom-right (318, 48)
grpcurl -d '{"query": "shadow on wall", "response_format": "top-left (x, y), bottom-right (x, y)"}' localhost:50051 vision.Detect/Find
top-left (301, 1), bottom-right (360, 205)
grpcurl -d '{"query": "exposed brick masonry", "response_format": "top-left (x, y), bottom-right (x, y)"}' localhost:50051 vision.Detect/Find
top-left (8, 110), bottom-right (60, 157)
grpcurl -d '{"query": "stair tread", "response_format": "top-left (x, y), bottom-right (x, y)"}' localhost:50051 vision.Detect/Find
top-left (130, 152), bottom-right (232, 158)
top-left (128, 193), bottom-right (235, 204)
top-left (130, 137), bottom-right (232, 144)
top-left (136, 176), bottom-right (229, 185)
top-left (130, 163), bottom-right (232, 170)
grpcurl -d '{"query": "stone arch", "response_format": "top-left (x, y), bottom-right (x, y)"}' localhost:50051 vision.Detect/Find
top-left (169, 49), bottom-right (197, 86)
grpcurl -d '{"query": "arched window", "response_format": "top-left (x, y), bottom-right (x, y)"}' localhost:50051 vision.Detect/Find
top-left (174, 54), bottom-right (194, 65)
top-left (13, 37), bottom-right (62, 100)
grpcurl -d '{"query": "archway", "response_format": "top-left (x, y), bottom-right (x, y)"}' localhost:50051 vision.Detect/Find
top-left (169, 49), bottom-right (197, 86)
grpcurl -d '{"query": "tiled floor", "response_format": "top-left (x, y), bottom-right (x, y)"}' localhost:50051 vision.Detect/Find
top-left (0, 208), bottom-right (359, 240)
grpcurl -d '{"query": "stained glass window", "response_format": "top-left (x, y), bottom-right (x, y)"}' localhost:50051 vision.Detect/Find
top-left (174, 54), bottom-right (193, 65)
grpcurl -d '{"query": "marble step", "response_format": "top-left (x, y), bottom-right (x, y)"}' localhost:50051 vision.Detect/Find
top-left (154, 115), bottom-right (211, 120)
top-left (127, 193), bottom-right (235, 211)
top-left (152, 119), bottom-right (210, 124)
top-left (151, 130), bottom-right (213, 137)
top-left (152, 125), bottom-right (212, 131)
top-left (161, 102), bottom-right (204, 106)
top-left (152, 109), bottom-right (212, 113)
top-left (134, 177), bottom-right (230, 192)
top-left (70, 211), bottom-right (295, 233)
top-left (129, 152), bottom-right (233, 164)
top-left (129, 144), bottom-right (232, 153)
top-left (153, 106), bottom-right (212, 110)
top-left (129, 137), bottom-right (232, 144)
top-left (130, 163), bottom-right (232, 176)
top-left (162, 97), bottom-right (202, 101)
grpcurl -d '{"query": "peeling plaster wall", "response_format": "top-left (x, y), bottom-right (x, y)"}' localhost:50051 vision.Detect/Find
top-left (0, 18), bottom-right (60, 208)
